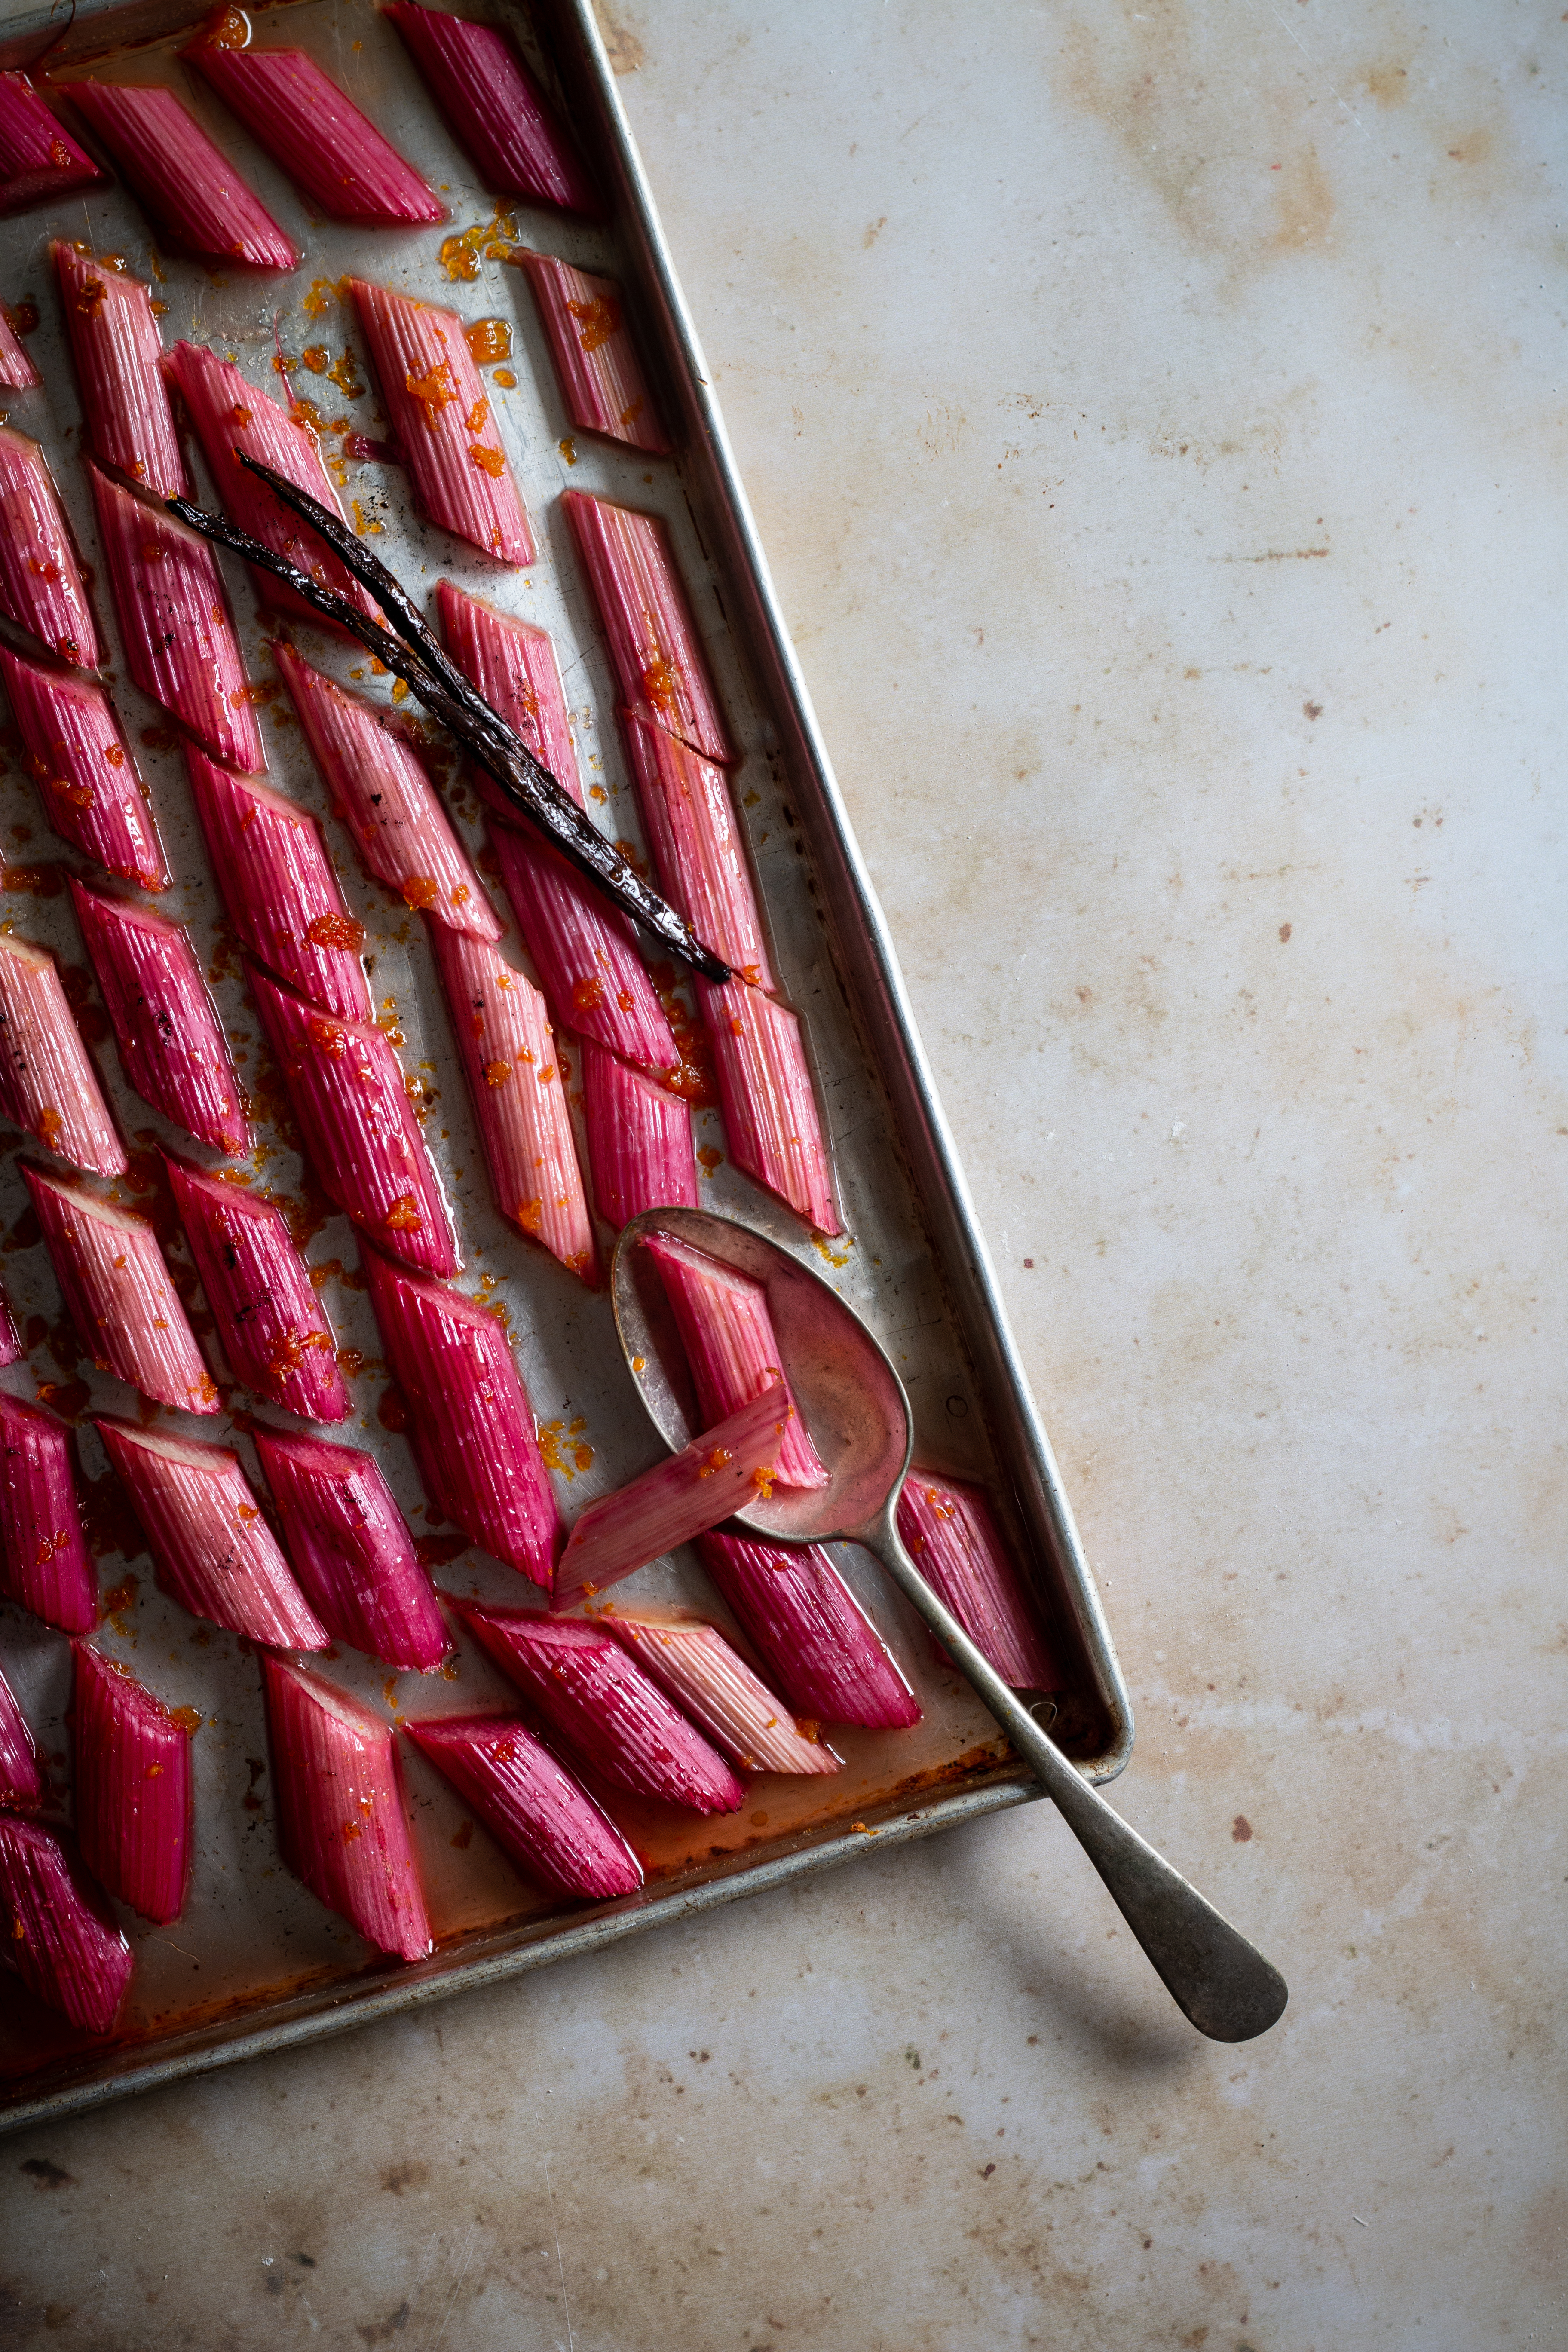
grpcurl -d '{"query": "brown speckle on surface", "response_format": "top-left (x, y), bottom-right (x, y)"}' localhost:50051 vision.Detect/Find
top-left (1232, 1816), bottom-right (1254, 1843)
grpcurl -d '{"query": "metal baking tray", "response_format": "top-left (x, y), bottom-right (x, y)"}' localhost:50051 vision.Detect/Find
top-left (0, 0), bottom-right (1132, 2135)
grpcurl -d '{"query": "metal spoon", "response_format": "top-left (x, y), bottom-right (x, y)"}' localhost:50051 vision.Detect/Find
top-left (611, 1204), bottom-right (1288, 2043)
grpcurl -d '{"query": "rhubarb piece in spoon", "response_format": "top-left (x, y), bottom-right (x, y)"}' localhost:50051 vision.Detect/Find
top-left (509, 250), bottom-right (669, 456)
top-left (187, 39), bottom-right (444, 224)
top-left (254, 1426), bottom-right (448, 1672)
top-left (0, 1813), bottom-right (132, 2034)
top-left (0, 72), bottom-right (109, 214)
top-left (0, 931), bottom-right (126, 1176)
top-left (64, 79), bottom-right (299, 270)
top-left (24, 1165), bottom-right (216, 1415)
top-left (0, 1660), bottom-right (42, 1806)
top-left (405, 1712), bottom-right (642, 1900)
top-left (696, 1532), bottom-right (921, 1731)
top-left (383, 3), bottom-right (600, 217)
top-left (606, 1611), bottom-right (839, 1776)
top-left (53, 240), bottom-right (185, 498)
top-left (0, 425), bottom-right (99, 666)
top-left (897, 1470), bottom-right (1062, 1692)
top-left (69, 881), bottom-right (248, 1157)
top-left (71, 1641), bottom-right (194, 1923)
top-left (165, 1157), bottom-right (347, 1423)
top-left (563, 491), bottom-right (732, 763)
top-left (0, 646), bottom-right (168, 887)
top-left (0, 1390), bottom-right (96, 1634)
top-left (0, 298), bottom-right (40, 389)
top-left (640, 1227), bottom-right (827, 1489)
top-left (694, 975), bottom-right (839, 1237)
top-left (578, 1036), bottom-right (698, 1231)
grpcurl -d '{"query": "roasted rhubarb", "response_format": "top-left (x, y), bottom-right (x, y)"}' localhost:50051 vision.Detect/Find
top-left (0, 1659), bottom-right (42, 1807)
top-left (428, 923), bottom-right (594, 1280)
top-left (620, 714), bottom-right (773, 986)
top-left (0, 931), bottom-right (125, 1176)
top-left (65, 80), bottom-right (299, 270)
top-left (88, 465), bottom-right (264, 771)
top-left (69, 881), bottom-right (248, 1157)
top-left (0, 425), bottom-right (99, 666)
top-left (187, 40), bottom-right (444, 224)
top-left (456, 1604), bottom-right (744, 1815)
top-left (363, 1247), bottom-right (559, 1585)
top-left (24, 1164), bottom-right (217, 1415)
top-left (262, 1654), bottom-right (431, 1960)
top-left (579, 1036), bottom-right (698, 1230)
top-left (696, 1533), bottom-right (922, 1730)
top-left (897, 1470), bottom-right (1061, 1691)
top-left (0, 72), bottom-right (108, 214)
top-left (641, 1228), bottom-right (827, 1489)
top-left (563, 491), bottom-right (732, 763)
top-left (383, 3), bottom-right (600, 216)
top-left (553, 1385), bottom-right (791, 1611)
top-left (95, 1416), bottom-right (325, 1648)
top-left (72, 1642), bottom-right (194, 1923)
top-left (696, 975), bottom-right (840, 1235)
top-left (0, 646), bottom-right (168, 887)
top-left (489, 823), bottom-right (679, 1075)
top-left (0, 299), bottom-right (40, 389)
top-left (0, 1278), bottom-right (17, 1365)
top-left (606, 1612), bottom-right (839, 1776)
top-left (53, 241), bottom-right (185, 497)
top-left (165, 1157), bottom-right (347, 1423)
top-left (0, 1813), bottom-right (132, 2034)
top-left (249, 966), bottom-right (459, 1279)
top-left (0, 1390), bottom-right (95, 1634)
top-left (405, 1712), bottom-right (642, 1900)
top-left (510, 249), bottom-right (668, 456)
top-left (254, 1426), bottom-right (448, 1672)
top-left (351, 278), bottom-right (533, 564)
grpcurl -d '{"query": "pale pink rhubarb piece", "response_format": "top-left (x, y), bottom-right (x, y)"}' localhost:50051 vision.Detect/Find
top-left (0, 1814), bottom-right (132, 2034)
top-left (162, 341), bottom-right (383, 632)
top-left (428, 923), bottom-right (594, 1281)
top-left (249, 968), bottom-right (459, 1280)
top-left (88, 464), bottom-right (264, 771)
top-left (95, 1416), bottom-right (325, 1648)
top-left (69, 881), bottom-right (247, 1157)
top-left (384, 4), bottom-right (600, 216)
top-left (641, 1228), bottom-right (827, 1489)
top-left (65, 80), bottom-right (299, 270)
top-left (563, 491), bottom-right (732, 762)
top-left (696, 976), bottom-right (840, 1236)
top-left (72, 1642), bottom-right (194, 1923)
top-left (579, 1036), bottom-right (698, 1231)
top-left (52, 242), bottom-right (185, 498)
top-left (185, 744), bottom-right (371, 1022)
top-left (437, 578), bottom-right (580, 784)
top-left (490, 823), bottom-right (679, 1075)
top-left (554, 1385), bottom-right (791, 1612)
top-left (620, 713), bottom-right (772, 986)
top-left (697, 1533), bottom-right (921, 1731)
top-left (455, 1605), bottom-right (744, 1816)
top-left (187, 40), bottom-right (443, 224)
top-left (607, 1613), bottom-right (839, 1777)
top-left (24, 1165), bottom-right (217, 1415)
top-left (0, 300), bottom-right (40, 389)
top-left (351, 278), bottom-right (533, 564)
top-left (0, 645), bottom-right (168, 887)
top-left (406, 1712), bottom-right (642, 1900)
top-left (0, 931), bottom-right (124, 1176)
top-left (273, 643), bottom-right (499, 938)
top-left (255, 1426), bottom-right (448, 1673)
top-left (897, 1470), bottom-right (1062, 1691)
top-left (0, 425), bottom-right (99, 666)
top-left (363, 1248), bottom-right (559, 1585)
top-left (0, 1659), bottom-right (42, 1806)
top-left (511, 249), bottom-right (668, 456)
top-left (0, 72), bottom-right (108, 214)
top-left (0, 1391), bottom-right (95, 1634)
top-left (165, 1157), bottom-right (347, 1423)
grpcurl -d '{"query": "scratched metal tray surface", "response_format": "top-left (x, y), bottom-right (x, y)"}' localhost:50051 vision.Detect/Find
top-left (0, 0), bottom-right (1131, 2134)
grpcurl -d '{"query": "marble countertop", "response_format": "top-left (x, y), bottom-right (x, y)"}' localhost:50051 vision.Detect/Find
top-left (2, 3), bottom-right (1560, 2345)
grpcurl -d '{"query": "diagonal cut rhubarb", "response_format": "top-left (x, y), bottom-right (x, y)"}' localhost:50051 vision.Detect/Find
top-left (0, 1390), bottom-right (96, 1634)
top-left (405, 1711), bottom-right (642, 1899)
top-left (0, 1813), bottom-right (132, 2034)
top-left (52, 240), bottom-right (185, 498)
top-left (70, 880), bottom-right (247, 1157)
top-left (383, 4), bottom-right (601, 217)
top-left (605, 1611), bottom-right (840, 1776)
top-left (619, 711), bottom-right (773, 986)
top-left (0, 646), bottom-right (168, 887)
top-left (489, 823), bottom-right (679, 1077)
top-left (0, 299), bottom-right (40, 389)
top-left (696, 1533), bottom-right (922, 1731)
top-left (64, 79), bottom-right (299, 270)
top-left (255, 1426), bottom-right (449, 1672)
top-left (563, 491), bottom-right (732, 763)
top-left (72, 1640), bottom-right (194, 1923)
top-left (0, 71), bottom-right (109, 214)
top-left (640, 1228), bottom-right (827, 1489)
top-left (0, 929), bottom-right (126, 1176)
top-left (897, 1470), bottom-right (1062, 1691)
top-left (187, 40), bottom-right (444, 225)
top-left (0, 1657), bottom-right (42, 1806)
top-left (695, 976), bottom-right (840, 1236)
top-left (24, 1163), bottom-right (215, 1413)
top-left (578, 1036), bottom-right (698, 1231)
top-left (165, 1156), bottom-right (347, 1423)
top-left (0, 424), bottom-right (99, 666)
top-left (509, 249), bottom-right (669, 456)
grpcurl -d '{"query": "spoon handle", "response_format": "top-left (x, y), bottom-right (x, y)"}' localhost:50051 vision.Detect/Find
top-left (861, 1512), bottom-right (1288, 2043)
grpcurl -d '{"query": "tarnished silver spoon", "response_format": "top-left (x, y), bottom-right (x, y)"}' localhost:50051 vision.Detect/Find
top-left (611, 1204), bottom-right (1287, 2044)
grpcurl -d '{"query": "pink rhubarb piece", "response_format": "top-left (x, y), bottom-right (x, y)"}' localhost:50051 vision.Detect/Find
top-left (23, 1164), bottom-right (217, 1415)
top-left (0, 425), bottom-right (99, 666)
top-left (72, 1642), bottom-right (194, 1923)
top-left (0, 300), bottom-right (40, 389)
top-left (897, 1470), bottom-right (1062, 1691)
top-left (187, 39), bottom-right (443, 224)
top-left (511, 249), bottom-right (668, 456)
top-left (88, 464), bottom-right (264, 771)
top-left (0, 645), bottom-right (168, 887)
top-left (620, 713), bottom-right (773, 986)
top-left (52, 241), bottom-right (185, 497)
top-left (95, 1415), bottom-right (326, 1648)
top-left (579, 1036), bottom-right (698, 1231)
top-left (696, 975), bottom-right (840, 1235)
top-left (255, 1426), bottom-right (448, 1672)
top-left (405, 1712), bottom-right (642, 1901)
top-left (697, 1533), bottom-right (921, 1731)
top-left (563, 491), bottom-right (732, 763)
top-left (640, 1228), bottom-right (827, 1489)
top-left (456, 1604), bottom-right (744, 1816)
top-left (0, 1276), bottom-right (17, 1364)
top-left (606, 1613), bottom-right (839, 1776)
top-left (0, 1659), bottom-right (42, 1806)
top-left (383, 3), bottom-right (600, 216)
top-left (0, 1390), bottom-right (96, 1634)
top-left (262, 1654), bottom-right (432, 1961)
top-left (65, 79), bottom-right (299, 270)
top-left (69, 880), bottom-right (248, 1157)
top-left (165, 1156), bottom-right (348, 1423)
top-left (0, 72), bottom-right (109, 214)
top-left (362, 1247), bottom-right (560, 1587)
top-left (351, 277), bottom-right (533, 564)
top-left (0, 1814), bottom-right (132, 2035)
top-left (0, 931), bottom-right (125, 1176)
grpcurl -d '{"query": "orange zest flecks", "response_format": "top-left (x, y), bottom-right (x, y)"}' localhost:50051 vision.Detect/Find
top-left (465, 318), bottom-right (511, 367)
top-left (696, 1446), bottom-right (735, 1481)
top-left (305, 912), bottom-right (365, 952)
top-left (405, 353), bottom-right (456, 428)
top-left (400, 874), bottom-right (438, 910)
top-left (484, 1059), bottom-right (512, 1088)
top-left (493, 368), bottom-right (517, 389)
top-left (751, 1464), bottom-right (776, 1501)
top-left (565, 294), bottom-right (620, 354)
top-left (383, 1195), bottom-right (423, 1233)
top-left (469, 443), bottom-right (506, 478)
top-left (641, 655), bottom-right (678, 713)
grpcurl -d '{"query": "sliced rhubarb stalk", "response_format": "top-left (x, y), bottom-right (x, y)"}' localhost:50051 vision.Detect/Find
top-left (52, 241), bottom-right (184, 498)
top-left (95, 1415), bottom-right (325, 1647)
top-left (0, 425), bottom-right (99, 667)
top-left (24, 1164), bottom-right (217, 1415)
top-left (255, 1426), bottom-right (447, 1672)
top-left (0, 931), bottom-right (124, 1176)
top-left (0, 645), bottom-right (168, 887)
top-left (262, 1654), bottom-right (431, 1961)
top-left (563, 491), bottom-right (732, 763)
top-left (0, 1391), bottom-right (95, 1634)
top-left (65, 80), bottom-right (299, 270)
top-left (185, 746), bottom-right (371, 1023)
top-left (0, 1659), bottom-right (42, 1806)
top-left (362, 1247), bottom-right (559, 1585)
top-left (897, 1470), bottom-right (1062, 1691)
top-left (0, 1277), bottom-right (18, 1365)
top-left (406, 1712), bottom-right (641, 1900)
top-left (383, 4), bottom-right (600, 216)
top-left (69, 881), bottom-right (247, 1157)
top-left (0, 1814), bottom-right (132, 2034)
top-left (641, 1228), bottom-right (827, 1490)
top-left (510, 249), bottom-right (668, 456)
top-left (697, 1533), bottom-right (922, 1730)
top-left (489, 824), bottom-right (679, 1076)
top-left (579, 1036), bottom-right (698, 1231)
top-left (249, 967), bottom-right (459, 1280)
top-left (0, 72), bottom-right (109, 214)
top-left (88, 464), bottom-right (263, 772)
top-left (620, 714), bottom-right (772, 986)
top-left (162, 341), bottom-right (383, 632)
top-left (0, 300), bottom-right (40, 390)
top-left (165, 1157), bottom-right (348, 1423)
top-left (695, 977), bottom-right (840, 1236)
top-left (351, 278), bottom-right (533, 565)
top-left (72, 1642), bottom-right (193, 1923)
top-left (455, 1605), bottom-right (744, 1815)
top-left (274, 643), bottom-right (499, 939)
top-left (428, 923), bottom-right (594, 1281)
top-left (606, 1613), bottom-right (839, 1776)
top-left (554, 1385), bottom-right (790, 1611)
top-left (436, 578), bottom-right (580, 787)
top-left (187, 41), bottom-right (444, 225)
